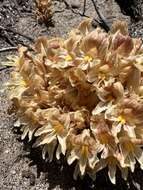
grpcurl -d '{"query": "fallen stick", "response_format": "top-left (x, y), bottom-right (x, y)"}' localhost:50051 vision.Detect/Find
top-left (0, 26), bottom-right (34, 42)
top-left (82, 0), bottom-right (87, 16)
top-left (0, 66), bottom-right (13, 72)
top-left (0, 46), bottom-right (17, 53)
top-left (63, 0), bottom-right (100, 24)
top-left (91, 0), bottom-right (110, 32)
top-left (62, 0), bottom-right (110, 31)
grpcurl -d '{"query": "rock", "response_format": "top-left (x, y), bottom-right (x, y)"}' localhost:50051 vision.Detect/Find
top-left (66, 0), bottom-right (80, 9)
top-left (22, 170), bottom-right (36, 186)
top-left (11, 170), bottom-right (16, 175)
top-left (4, 149), bottom-right (9, 154)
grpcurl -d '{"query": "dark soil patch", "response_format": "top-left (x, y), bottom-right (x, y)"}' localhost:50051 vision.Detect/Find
top-left (115, 0), bottom-right (142, 21)
top-left (0, 0), bottom-right (143, 190)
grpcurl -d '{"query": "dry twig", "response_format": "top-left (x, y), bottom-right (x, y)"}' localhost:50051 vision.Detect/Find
top-left (0, 66), bottom-right (13, 72)
top-left (0, 26), bottom-right (34, 42)
top-left (0, 46), bottom-right (17, 53)
top-left (91, 0), bottom-right (110, 32)
top-left (62, 0), bottom-right (90, 18)
top-left (63, 0), bottom-right (110, 31)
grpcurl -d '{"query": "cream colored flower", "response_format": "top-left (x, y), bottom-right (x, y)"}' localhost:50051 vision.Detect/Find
top-left (89, 156), bottom-right (128, 184)
top-left (67, 129), bottom-right (99, 179)
top-left (33, 113), bottom-right (70, 160)
top-left (7, 72), bottom-right (28, 101)
top-left (119, 137), bottom-right (143, 172)
top-left (90, 115), bottom-right (117, 159)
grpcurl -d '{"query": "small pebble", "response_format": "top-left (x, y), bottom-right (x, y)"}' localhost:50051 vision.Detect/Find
top-left (5, 149), bottom-right (9, 154)
top-left (22, 170), bottom-right (36, 186)
top-left (11, 170), bottom-right (16, 175)
top-left (70, 0), bottom-right (80, 9)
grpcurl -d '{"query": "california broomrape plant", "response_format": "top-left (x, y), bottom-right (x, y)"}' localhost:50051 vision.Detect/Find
top-left (35, 0), bottom-right (53, 24)
top-left (6, 19), bottom-right (143, 184)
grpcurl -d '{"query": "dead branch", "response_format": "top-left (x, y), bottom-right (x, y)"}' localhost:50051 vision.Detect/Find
top-left (62, 0), bottom-right (110, 32)
top-left (82, 0), bottom-right (87, 16)
top-left (0, 32), bottom-right (16, 46)
top-left (62, 0), bottom-right (90, 18)
top-left (91, 0), bottom-right (110, 32)
top-left (0, 26), bottom-right (34, 42)
top-left (62, 0), bottom-right (103, 25)
top-left (0, 47), bottom-right (17, 53)
top-left (0, 66), bottom-right (13, 72)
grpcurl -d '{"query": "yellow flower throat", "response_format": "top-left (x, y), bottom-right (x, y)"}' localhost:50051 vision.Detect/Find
top-left (117, 115), bottom-right (126, 124)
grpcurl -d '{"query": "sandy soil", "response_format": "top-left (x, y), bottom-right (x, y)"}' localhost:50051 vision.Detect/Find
top-left (0, 0), bottom-right (143, 189)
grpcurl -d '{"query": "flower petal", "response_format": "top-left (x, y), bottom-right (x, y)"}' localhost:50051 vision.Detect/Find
top-left (33, 131), bottom-right (56, 147)
top-left (67, 149), bottom-right (79, 165)
top-left (42, 139), bottom-right (57, 161)
top-left (57, 135), bottom-right (67, 155)
top-left (92, 102), bottom-right (108, 115)
top-left (108, 164), bottom-right (116, 184)
top-left (79, 155), bottom-right (87, 175)
top-left (134, 147), bottom-right (143, 169)
top-left (73, 163), bottom-right (80, 180)
top-left (34, 122), bottom-right (53, 136)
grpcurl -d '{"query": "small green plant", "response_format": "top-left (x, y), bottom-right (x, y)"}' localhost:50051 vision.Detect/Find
top-left (6, 19), bottom-right (143, 184)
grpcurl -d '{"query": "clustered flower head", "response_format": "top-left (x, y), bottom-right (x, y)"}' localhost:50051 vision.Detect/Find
top-left (6, 19), bottom-right (143, 184)
top-left (35, 0), bottom-right (53, 24)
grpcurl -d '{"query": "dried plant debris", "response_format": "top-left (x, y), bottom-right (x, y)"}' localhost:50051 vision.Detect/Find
top-left (6, 19), bottom-right (143, 184)
top-left (35, 0), bottom-right (53, 24)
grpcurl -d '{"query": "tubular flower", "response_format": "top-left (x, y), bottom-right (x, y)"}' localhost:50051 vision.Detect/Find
top-left (6, 19), bottom-right (143, 184)
top-left (89, 156), bottom-right (129, 184)
top-left (33, 114), bottom-right (69, 160)
top-left (67, 129), bottom-right (99, 179)
top-left (119, 137), bottom-right (143, 172)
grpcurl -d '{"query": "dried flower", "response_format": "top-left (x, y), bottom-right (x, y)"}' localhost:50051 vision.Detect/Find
top-left (6, 19), bottom-right (143, 184)
top-left (35, 0), bottom-right (53, 24)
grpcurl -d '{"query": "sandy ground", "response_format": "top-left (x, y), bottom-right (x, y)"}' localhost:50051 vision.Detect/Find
top-left (0, 0), bottom-right (143, 189)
